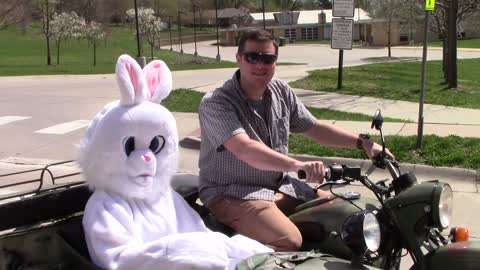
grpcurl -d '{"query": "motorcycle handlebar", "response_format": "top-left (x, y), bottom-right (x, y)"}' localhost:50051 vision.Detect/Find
top-left (297, 164), bottom-right (362, 182)
top-left (298, 165), bottom-right (390, 195)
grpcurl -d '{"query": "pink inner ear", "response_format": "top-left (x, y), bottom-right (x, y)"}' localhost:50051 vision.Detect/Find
top-left (144, 62), bottom-right (163, 97)
top-left (125, 62), bottom-right (139, 93)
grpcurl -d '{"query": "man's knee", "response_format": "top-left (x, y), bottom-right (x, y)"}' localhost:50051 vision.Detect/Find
top-left (268, 230), bottom-right (303, 251)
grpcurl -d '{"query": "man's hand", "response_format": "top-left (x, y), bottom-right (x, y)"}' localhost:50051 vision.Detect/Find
top-left (297, 161), bottom-right (326, 184)
top-left (362, 139), bottom-right (394, 160)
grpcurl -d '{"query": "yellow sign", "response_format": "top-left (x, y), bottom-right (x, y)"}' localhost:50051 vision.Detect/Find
top-left (426, 0), bottom-right (435, 10)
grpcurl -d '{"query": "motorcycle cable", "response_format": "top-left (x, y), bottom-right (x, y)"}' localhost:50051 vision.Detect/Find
top-left (327, 182), bottom-right (364, 212)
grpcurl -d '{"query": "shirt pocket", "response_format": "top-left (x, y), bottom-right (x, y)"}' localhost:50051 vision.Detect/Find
top-left (271, 115), bottom-right (289, 153)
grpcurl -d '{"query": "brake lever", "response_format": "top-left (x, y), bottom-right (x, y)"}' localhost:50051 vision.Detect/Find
top-left (313, 180), bottom-right (349, 192)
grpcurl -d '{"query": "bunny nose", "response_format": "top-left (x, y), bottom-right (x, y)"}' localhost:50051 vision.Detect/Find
top-left (143, 153), bottom-right (152, 162)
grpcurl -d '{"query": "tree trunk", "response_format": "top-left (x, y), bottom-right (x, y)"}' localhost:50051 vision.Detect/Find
top-left (387, 21), bottom-right (392, 57)
top-left (56, 39), bottom-right (60, 65)
top-left (150, 43), bottom-right (154, 60)
top-left (442, 37), bottom-right (448, 81)
top-left (93, 41), bottom-right (97, 66)
top-left (46, 35), bottom-right (51, 66)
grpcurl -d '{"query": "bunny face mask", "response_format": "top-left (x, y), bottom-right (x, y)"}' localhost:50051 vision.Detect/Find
top-left (80, 55), bottom-right (273, 270)
top-left (78, 54), bottom-right (177, 202)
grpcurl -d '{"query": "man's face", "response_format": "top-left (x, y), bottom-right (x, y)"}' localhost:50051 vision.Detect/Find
top-left (236, 40), bottom-right (277, 88)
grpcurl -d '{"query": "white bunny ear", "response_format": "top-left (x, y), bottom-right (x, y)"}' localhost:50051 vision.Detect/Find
top-left (115, 54), bottom-right (150, 106)
top-left (143, 59), bottom-right (172, 103)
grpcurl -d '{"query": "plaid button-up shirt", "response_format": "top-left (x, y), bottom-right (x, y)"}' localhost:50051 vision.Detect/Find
top-left (198, 70), bottom-right (318, 206)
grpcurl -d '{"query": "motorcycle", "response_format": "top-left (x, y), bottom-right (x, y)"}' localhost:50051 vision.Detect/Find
top-left (277, 109), bottom-right (480, 270)
top-left (0, 110), bottom-right (478, 270)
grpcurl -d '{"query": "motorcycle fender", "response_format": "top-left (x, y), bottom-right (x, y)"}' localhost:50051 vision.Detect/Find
top-left (425, 241), bottom-right (480, 270)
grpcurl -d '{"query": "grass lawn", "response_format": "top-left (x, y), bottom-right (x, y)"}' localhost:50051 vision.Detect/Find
top-left (417, 38), bottom-right (480, 49)
top-left (289, 58), bottom-right (480, 109)
top-left (0, 24), bottom-right (236, 76)
top-left (164, 89), bottom-right (479, 169)
top-left (290, 134), bottom-right (480, 170)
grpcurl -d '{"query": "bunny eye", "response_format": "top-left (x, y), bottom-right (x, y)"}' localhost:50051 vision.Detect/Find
top-left (123, 137), bottom-right (135, 157)
top-left (149, 135), bottom-right (165, 154)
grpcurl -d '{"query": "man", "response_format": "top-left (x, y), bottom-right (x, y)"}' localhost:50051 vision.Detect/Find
top-left (198, 29), bottom-right (391, 252)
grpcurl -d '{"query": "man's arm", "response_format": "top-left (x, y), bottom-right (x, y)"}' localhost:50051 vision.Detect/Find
top-left (303, 120), bottom-right (392, 159)
top-left (223, 133), bottom-right (325, 183)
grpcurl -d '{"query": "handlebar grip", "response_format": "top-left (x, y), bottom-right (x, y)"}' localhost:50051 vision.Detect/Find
top-left (297, 170), bottom-right (306, 179)
top-left (297, 168), bottom-right (331, 180)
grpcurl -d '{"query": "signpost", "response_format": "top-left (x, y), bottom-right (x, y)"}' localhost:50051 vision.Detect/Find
top-left (331, 18), bottom-right (354, 50)
top-left (426, 0), bottom-right (436, 11)
top-left (331, 0), bottom-right (355, 89)
top-left (333, 0), bottom-right (355, 18)
top-left (416, 0), bottom-right (435, 149)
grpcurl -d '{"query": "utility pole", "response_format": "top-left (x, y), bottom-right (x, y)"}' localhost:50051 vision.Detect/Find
top-left (45, 0), bottom-right (51, 66)
top-left (168, 16), bottom-right (173, 51)
top-left (447, 0), bottom-right (457, 88)
top-left (215, 0), bottom-right (221, 61)
top-left (178, 11), bottom-right (184, 54)
top-left (262, 0), bottom-right (266, 29)
top-left (133, 0), bottom-right (145, 67)
top-left (193, 3), bottom-right (198, 57)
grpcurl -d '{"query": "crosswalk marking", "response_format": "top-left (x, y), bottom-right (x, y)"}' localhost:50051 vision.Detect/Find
top-left (35, 120), bottom-right (90, 135)
top-left (0, 116), bottom-right (31, 126)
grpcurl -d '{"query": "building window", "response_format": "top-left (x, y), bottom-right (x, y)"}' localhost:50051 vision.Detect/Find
top-left (284, 28), bottom-right (297, 41)
top-left (301, 27), bottom-right (319, 40)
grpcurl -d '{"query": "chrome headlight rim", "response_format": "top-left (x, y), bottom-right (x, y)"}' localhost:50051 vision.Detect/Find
top-left (341, 210), bottom-right (382, 254)
top-left (432, 183), bottom-right (453, 230)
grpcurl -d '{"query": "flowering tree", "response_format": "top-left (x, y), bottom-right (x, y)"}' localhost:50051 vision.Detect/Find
top-left (126, 7), bottom-right (165, 60)
top-left (50, 11), bottom-right (85, 64)
top-left (83, 21), bottom-right (105, 66)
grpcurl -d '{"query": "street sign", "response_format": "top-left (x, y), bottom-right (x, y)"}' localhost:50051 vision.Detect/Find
top-left (333, 0), bottom-right (355, 18)
top-left (426, 0), bottom-right (435, 11)
top-left (331, 18), bottom-right (354, 50)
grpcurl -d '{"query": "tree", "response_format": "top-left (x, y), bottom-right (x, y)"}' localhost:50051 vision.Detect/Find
top-left (126, 7), bottom-right (165, 60)
top-left (0, 0), bottom-right (31, 30)
top-left (431, 0), bottom-right (480, 84)
top-left (316, 0), bottom-right (332, 9)
top-left (83, 21), bottom-right (105, 66)
top-left (363, 0), bottom-right (404, 57)
top-left (40, 0), bottom-right (57, 65)
top-left (50, 11), bottom-right (85, 65)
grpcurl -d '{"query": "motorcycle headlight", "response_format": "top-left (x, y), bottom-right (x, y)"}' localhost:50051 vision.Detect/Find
top-left (432, 184), bottom-right (453, 229)
top-left (341, 211), bottom-right (382, 255)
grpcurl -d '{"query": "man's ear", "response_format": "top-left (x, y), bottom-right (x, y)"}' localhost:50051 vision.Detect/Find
top-left (236, 53), bottom-right (241, 64)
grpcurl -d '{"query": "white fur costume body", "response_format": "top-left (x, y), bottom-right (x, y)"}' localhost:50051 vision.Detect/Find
top-left (79, 55), bottom-right (272, 270)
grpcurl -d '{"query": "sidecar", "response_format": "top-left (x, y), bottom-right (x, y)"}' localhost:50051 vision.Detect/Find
top-left (0, 161), bottom-right (385, 270)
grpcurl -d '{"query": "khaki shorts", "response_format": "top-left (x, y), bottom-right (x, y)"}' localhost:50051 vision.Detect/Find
top-left (207, 193), bottom-right (304, 251)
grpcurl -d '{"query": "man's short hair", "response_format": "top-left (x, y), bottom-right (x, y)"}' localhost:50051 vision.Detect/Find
top-left (237, 29), bottom-right (279, 55)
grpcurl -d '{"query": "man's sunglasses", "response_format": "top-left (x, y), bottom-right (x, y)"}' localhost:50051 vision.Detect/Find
top-left (242, 52), bottom-right (278, 65)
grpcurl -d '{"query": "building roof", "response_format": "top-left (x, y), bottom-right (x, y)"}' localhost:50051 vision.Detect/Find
top-left (218, 8), bottom-right (249, 18)
top-left (250, 8), bottom-right (371, 24)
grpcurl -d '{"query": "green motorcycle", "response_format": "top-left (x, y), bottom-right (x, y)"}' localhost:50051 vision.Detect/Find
top-left (0, 110), bottom-right (478, 270)
top-left (236, 109), bottom-right (479, 270)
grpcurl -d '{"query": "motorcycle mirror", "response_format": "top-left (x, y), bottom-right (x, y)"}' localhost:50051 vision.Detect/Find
top-left (371, 109), bottom-right (384, 131)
